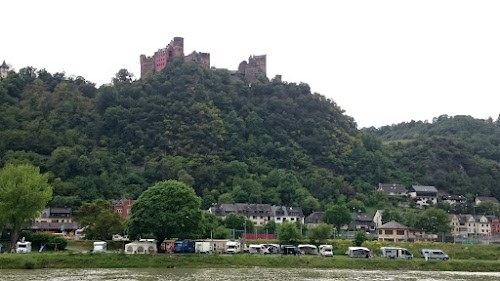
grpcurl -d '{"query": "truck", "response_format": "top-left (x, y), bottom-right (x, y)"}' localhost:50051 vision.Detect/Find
top-left (195, 241), bottom-right (212, 254)
top-left (225, 241), bottom-right (241, 254)
top-left (173, 239), bottom-right (195, 253)
top-left (380, 247), bottom-right (413, 259)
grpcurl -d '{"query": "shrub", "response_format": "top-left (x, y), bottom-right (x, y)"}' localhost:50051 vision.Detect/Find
top-left (26, 232), bottom-right (68, 251)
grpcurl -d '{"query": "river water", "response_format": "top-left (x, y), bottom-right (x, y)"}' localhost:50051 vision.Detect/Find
top-left (0, 268), bottom-right (498, 281)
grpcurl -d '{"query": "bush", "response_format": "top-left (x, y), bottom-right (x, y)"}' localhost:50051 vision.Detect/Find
top-left (26, 232), bottom-right (68, 251)
top-left (24, 261), bottom-right (35, 269)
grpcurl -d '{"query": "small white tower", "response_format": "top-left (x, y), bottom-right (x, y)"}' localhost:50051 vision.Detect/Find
top-left (0, 60), bottom-right (10, 79)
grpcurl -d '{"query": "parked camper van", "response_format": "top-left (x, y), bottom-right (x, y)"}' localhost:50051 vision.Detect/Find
top-left (248, 244), bottom-right (270, 254)
top-left (380, 247), bottom-right (413, 259)
top-left (92, 241), bottom-right (107, 253)
top-left (226, 241), bottom-right (241, 254)
top-left (280, 245), bottom-right (299, 255)
top-left (319, 245), bottom-right (334, 257)
top-left (419, 249), bottom-right (449, 260)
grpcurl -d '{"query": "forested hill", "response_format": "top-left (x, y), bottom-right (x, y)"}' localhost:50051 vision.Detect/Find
top-left (364, 115), bottom-right (500, 199)
top-left (0, 60), bottom-right (390, 211)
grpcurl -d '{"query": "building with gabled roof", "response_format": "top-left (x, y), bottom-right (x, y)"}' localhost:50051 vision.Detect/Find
top-left (377, 220), bottom-right (412, 242)
top-left (377, 183), bottom-right (407, 196)
top-left (409, 185), bottom-right (438, 208)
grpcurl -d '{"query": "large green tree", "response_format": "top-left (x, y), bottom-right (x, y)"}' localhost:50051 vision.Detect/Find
top-left (323, 204), bottom-right (352, 232)
top-left (307, 223), bottom-right (332, 243)
top-left (0, 164), bottom-right (52, 251)
top-left (277, 222), bottom-right (302, 244)
top-left (126, 180), bottom-right (203, 241)
top-left (74, 199), bottom-right (124, 240)
top-left (414, 208), bottom-right (451, 234)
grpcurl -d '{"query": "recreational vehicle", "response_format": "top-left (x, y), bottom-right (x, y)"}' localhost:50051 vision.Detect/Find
top-left (346, 246), bottom-right (371, 258)
top-left (319, 245), bottom-right (334, 257)
top-left (380, 247), bottom-right (413, 259)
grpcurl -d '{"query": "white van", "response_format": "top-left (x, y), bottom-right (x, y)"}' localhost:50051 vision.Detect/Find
top-left (380, 247), bottom-right (413, 259)
top-left (319, 245), bottom-right (334, 257)
top-left (419, 249), bottom-right (449, 260)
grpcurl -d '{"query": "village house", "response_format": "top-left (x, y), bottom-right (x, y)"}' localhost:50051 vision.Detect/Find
top-left (377, 183), bottom-right (407, 196)
top-left (441, 194), bottom-right (467, 205)
top-left (349, 211), bottom-right (375, 232)
top-left (304, 212), bottom-right (325, 228)
top-left (408, 185), bottom-right (438, 208)
top-left (112, 198), bottom-right (135, 219)
top-left (377, 220), bottom-right (412, 242)
top-left (30, 208), bottom-right (79, 234)
top-left (208, 203), bottom-right (273, 226)
top-left (373, 210), bottom-right (384, 228)
top-left (272, 206), bottom-right (305, 224)
top-left (475, 196), bottom-right (499, 205)
top-left (449, 214), bottom-right (492, 237)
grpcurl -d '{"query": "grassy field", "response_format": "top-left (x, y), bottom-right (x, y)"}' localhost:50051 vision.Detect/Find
top-left (1, 252), bottom-right (500, 271)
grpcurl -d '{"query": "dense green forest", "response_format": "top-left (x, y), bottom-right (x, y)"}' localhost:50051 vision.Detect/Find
top-left (365, 116), bottom-right (500, 199)
top-left (1, 59), bottom-right (499, 213)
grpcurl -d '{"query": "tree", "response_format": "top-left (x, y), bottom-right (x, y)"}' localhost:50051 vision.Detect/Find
top-left (307, 223), bottom-right (332, 243)
top-left (323, 204), bottom-right (352, 232)
top-left (127, 180), bottom-right (203, 241)
top-left (353, 231), bottom-right (368, 246)
top-left (277, 222), bottom-right (302, 244)
top-left (74, 199), bottom-right (124, 240)
top-left (415, 208), bottom-right (451, 234)
top-left (0, 164), bottom-right (52, 251)
top-left (381, 208), bottom-right (403, 224)
top-left (112, 69), bottom-right (135, 84)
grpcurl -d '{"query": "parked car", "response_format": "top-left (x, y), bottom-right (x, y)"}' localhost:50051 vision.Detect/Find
top-left (419, 249), bottom-right (449, 260)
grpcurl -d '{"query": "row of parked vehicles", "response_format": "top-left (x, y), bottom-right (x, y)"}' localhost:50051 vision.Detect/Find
top-left (162, 239), bottom-right (449, 260)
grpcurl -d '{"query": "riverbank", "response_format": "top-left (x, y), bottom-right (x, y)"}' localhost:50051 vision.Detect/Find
top-left (1, 252), bottom-right (499, 271)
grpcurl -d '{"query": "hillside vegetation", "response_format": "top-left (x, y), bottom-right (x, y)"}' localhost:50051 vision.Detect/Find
top-left (0, 61), bottom-right (390, 212)
top-left (1, 60), bottom-right (499, 211)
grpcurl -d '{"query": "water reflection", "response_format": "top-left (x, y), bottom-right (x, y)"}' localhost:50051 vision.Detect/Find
top-left (0, 268), bottom-right (498, 281)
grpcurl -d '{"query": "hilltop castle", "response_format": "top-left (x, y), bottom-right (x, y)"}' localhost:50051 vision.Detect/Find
top-left (140, 37), bottom-right (210, 78)
top-left (140, 37), bottom-right (267, 82)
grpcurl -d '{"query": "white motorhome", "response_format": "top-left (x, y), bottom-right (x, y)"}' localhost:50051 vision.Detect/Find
top-left (319, 245), bottom-right (333, 257)
top-left (195, 241), bottom-right (212, 254)
top-left (15, 240), bottom-right (32, 254)
top-left (93, 241), bottom-right (107, 253)
top-left (346, 246), bottom-right (371, 258)
top-left (225, 241), bottom-right (241, 254)
top-left (380, 247), bottom-right (413, 259)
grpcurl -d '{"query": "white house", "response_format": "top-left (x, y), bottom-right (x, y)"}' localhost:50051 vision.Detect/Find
top-left (272, 206), bottom-right (305, 224)
top-left (408, 185), bottom-right (438, 208)
top-left (373, 210), bottom-right (384, 228)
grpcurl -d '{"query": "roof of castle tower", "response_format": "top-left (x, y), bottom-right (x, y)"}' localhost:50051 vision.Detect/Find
top-left (1, 60), bottom-right (9, 69)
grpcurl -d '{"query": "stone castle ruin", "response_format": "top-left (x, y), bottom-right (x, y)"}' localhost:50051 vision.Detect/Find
top-left (140, 37), bottom-right (267, 82)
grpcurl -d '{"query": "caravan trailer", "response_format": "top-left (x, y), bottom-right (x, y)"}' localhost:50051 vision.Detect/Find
top-left (226, 241), bottom-right (241, 254)
top-left (380, 247), bottom-right (413, 259)
top-left (15, 241), bottom-right (32, 254)
top-left (346, 247), bottom-right (371, 258)
top-left (93, 241), bottom-right (107, 253)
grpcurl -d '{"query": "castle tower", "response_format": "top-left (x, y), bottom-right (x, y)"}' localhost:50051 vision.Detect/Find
top-left (140, 55), bottom-right (155, 78)
top-left (0, 60), bottom-right (10, 79)
top-left (172, 37), bottom-right (184, 58)
top-left (242, 54), bottom-right (267, 82)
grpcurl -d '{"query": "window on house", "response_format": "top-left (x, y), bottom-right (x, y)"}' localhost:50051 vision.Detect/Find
top-left (397, 230), bottom-right (405, 235)
top-left (385, 230), bottom-right (393, 235)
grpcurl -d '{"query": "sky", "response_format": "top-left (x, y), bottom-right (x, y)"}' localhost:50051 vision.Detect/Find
top-left (2, 0), bottom-right (500, 128)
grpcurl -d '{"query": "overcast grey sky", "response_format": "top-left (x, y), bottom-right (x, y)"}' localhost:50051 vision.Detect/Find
top-left (2, 0), bottom-right (500, 128)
